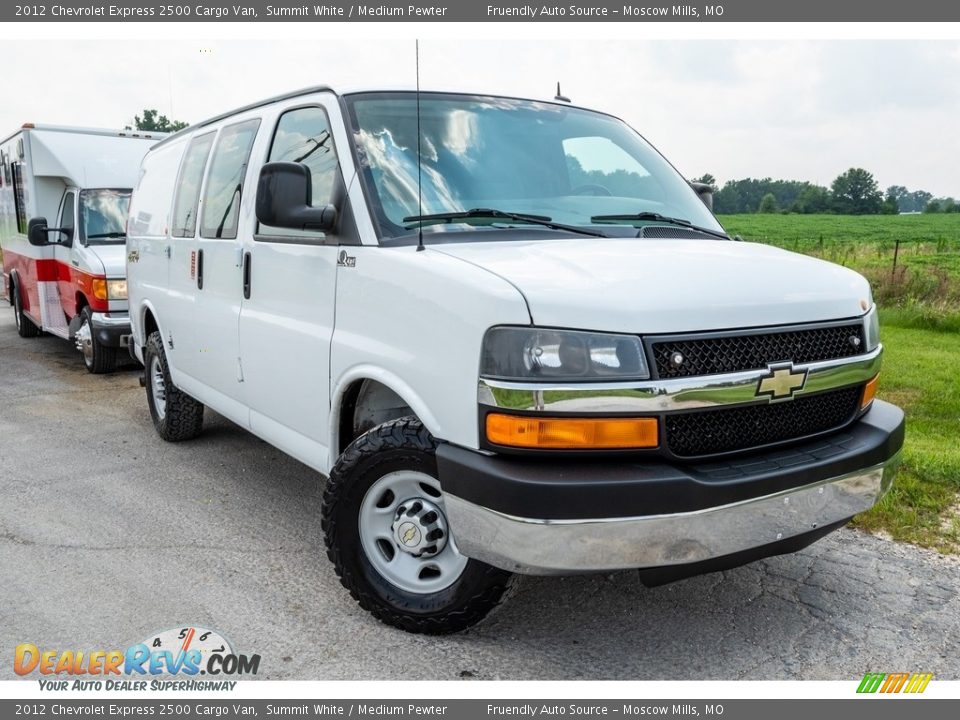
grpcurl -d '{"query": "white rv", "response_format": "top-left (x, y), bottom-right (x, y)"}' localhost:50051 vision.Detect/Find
top-left (125, 87), bottom-right (904, 633)
top-left (1, 124), bottom-right (163, 372)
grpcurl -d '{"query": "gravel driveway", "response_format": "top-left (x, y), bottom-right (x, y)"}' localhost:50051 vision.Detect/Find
top-left (1, 311), bottom-right (957, 680)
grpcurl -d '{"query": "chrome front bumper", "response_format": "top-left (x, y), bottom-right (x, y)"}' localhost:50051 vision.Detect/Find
top-left (444, 452), bottom-right (900, 575)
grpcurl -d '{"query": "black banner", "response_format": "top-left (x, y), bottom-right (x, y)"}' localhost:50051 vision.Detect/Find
top-left (4, 0), bottom-right (960, 23)
top-left (0, 700), bottom-right (958, 720)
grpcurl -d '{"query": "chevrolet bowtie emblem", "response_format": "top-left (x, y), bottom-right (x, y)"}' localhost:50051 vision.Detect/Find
top-left (756, 363), bottom-right (807, 401)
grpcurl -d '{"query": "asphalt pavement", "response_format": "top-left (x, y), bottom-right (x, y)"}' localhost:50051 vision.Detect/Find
top-left (1, 310), bottom-right (958, 680)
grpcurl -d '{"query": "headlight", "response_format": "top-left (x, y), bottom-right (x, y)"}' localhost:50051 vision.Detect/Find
top-left (481, 327), bottom-right (650, 382)
top-left (864, 305), bottom-right (880, 352)
top-left (107, 279), bottom-right (128, 300)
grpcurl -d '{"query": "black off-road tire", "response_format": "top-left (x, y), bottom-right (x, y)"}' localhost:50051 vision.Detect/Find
top-left (144, 330), bottom-right (204, 442)
top-left (79, 306), bottom-right (117, 374)
top-left (12, 278), bottom-right (40, 338)
top-left (321, 417), bottom-right (515, 634)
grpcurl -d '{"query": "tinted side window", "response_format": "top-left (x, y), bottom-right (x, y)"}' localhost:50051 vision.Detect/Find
top-left (259, 107), bottom-right (338, 238)
top-left (171, 132), bottom-right (215, 238)
top-left (200, 118), bottom-right (261, 239)
top-left (59, 192), bottom-right (75, 232)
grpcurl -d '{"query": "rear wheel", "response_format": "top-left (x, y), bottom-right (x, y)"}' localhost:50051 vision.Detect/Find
top-left (322, 417), bottom-right (515, 634)
top-left (12, 279), bottom-right (40, 338)
top-left (144, 330), bottom-right (204, 442)
top-left (76, 306), bottom-right (117, 374)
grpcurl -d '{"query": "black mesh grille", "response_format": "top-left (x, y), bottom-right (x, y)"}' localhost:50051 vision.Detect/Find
top-left (641, 225), bottom-right (720, 240)
top-left (652, 323), bottom-right (865, 379)
top-left (665, 386), bottom-right (863, 458)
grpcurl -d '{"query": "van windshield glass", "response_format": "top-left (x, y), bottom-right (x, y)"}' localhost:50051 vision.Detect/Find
top-left (80, 189), bottom-right (131, 244)
top-left (344, 93), bottom-right (724, 241)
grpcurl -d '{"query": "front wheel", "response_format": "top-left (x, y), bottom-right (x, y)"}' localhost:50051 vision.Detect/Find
top-left (322, 417), bottom-right (514, 634)
top-left (143, 330), bottom-right (204, 442)
top-left (76, 306), bottom-right (117, 374)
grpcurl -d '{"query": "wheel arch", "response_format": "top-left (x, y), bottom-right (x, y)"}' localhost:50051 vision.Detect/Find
top-left (331, 368), bottom-right (441, 458)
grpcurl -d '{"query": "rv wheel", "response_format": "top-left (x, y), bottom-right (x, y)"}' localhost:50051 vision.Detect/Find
top-left (77, 307), bottom-right (117, 374)
top-left (144, 330), bottom-right (204, 442)
top-left (322, 416), bottom-right (515, 634)
top-left (12, 279), bottom-right (40, 338)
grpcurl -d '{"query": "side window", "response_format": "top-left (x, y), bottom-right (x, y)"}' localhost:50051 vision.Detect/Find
top-left (11, 163), bottom-right (27, 234)
top-left (171, 132), bottom-right (215, 238)
top-left (199, 118), bottom-right (261, 240)
top-left (59, 192), bottom-right (76, 242)
top-left (259, 106), bottom-right (338, 238)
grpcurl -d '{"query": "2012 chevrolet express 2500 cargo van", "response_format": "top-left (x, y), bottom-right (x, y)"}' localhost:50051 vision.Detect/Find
top-left (126, 87), bottom-right (904, 633)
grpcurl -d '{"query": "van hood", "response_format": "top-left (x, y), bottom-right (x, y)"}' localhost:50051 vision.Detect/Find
top-left (432, 238), bottom-right (871, 333)
top-left (87, 244), bottom-right (127, 277)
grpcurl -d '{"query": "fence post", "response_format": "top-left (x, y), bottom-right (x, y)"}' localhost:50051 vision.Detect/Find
top-left (892, 238), bottom-right (901, 278)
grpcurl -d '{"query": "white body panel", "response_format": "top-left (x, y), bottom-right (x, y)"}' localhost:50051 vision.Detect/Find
top-left (433, 238), bottom-right (872, 333)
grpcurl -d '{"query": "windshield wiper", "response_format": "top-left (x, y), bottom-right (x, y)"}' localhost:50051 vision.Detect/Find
top-left (404, 208), bottom-right (608, 238)
top-left (85, 232), bottom-right (126, 240)
top-left (590, 212), bottom-right (728, 239)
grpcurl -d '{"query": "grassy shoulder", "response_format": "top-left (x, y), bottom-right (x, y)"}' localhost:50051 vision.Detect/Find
top-left (851, 322), bottom-right (960, 552)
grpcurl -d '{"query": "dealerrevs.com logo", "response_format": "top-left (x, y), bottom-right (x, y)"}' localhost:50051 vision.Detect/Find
top-left (14, 626), bottom-right (260, 691)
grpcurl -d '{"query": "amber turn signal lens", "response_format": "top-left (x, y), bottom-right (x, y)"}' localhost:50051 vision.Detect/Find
top-left (861, 374), bottom-right (880, 409)
top-left (91, 278), bottom-right (108, 301)
top-left (485, 414), bottom-right (659, 450)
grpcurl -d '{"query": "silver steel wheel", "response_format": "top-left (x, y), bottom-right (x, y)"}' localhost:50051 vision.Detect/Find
top-left (150, 355), bottom-right (167, 420)
top-left (76, 317), bottom-right (94, 368)
top-left (358, 470), bottom-right (468, 594)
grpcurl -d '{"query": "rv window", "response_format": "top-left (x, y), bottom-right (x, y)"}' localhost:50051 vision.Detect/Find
top-left (200, 118), bottom-right (261, 240)
top-left (259, 106), bottom-right (338, 238)
top-left (171, 132), bottom-right (215, 238)
top-left (11, 163), bottom-right (27, 234)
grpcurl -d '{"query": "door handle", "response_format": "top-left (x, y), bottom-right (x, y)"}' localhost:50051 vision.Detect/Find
top-left (197, 249), bottom-right (204, 290)
top-left (242, 252), bottom-right (251, 300)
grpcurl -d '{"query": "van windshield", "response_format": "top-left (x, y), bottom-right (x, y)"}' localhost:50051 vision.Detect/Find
top-left (80, 188), bottom-right (131, 245)
top-left (344, 92), bottom-right (725, 242)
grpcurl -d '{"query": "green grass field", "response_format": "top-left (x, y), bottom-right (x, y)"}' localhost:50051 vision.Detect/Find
top-left (719, 213), bottom-right (960, 552)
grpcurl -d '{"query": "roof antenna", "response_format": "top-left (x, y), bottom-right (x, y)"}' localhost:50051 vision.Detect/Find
top-left (554, 82), bottom-right (571, 103)
top-left (415, 39), bottom-right (425, 252)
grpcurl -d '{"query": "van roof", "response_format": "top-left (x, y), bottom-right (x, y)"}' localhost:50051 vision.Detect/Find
top-left (0, 123), bottom-right (167, 147)
top-left (151, 85), bottom-right (601, 149)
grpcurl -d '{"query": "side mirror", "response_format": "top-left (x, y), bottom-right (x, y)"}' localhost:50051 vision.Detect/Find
top-left (28, 217), bottom-right (50, 246)
top-left (255, 161), bottom-right (337, 232)
top-left (691, 182), bottom-right (714, 211)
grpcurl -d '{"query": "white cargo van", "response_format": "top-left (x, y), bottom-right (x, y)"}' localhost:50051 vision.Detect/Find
top-left (1, 124), bottom-right (163, 372)
top-left (126, 87), bottom-right (904, 633)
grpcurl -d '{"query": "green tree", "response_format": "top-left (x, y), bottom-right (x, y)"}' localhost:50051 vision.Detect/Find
top-left (830, 168), bottom-right (883, 214)
top-left (690, 173), bottom-right (717, 189)
top-left (758, 193), bottom-right (778, 213)
top-left (791, 185), bottom-right (831, 214)
top-left (942, 198), bottom-right (957, 213)
top-left (923, 200), bottom-right (942, 213)
top-left (133, 109), bottom-right (188, 133)
top-left (881, 190), bottom-right (900, 215)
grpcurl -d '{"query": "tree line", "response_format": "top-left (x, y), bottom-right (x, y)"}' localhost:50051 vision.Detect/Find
top-left (692, 170), bottom-right (959, 215)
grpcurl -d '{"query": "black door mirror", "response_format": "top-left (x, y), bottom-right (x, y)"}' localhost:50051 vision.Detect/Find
top-left (27, 217), bottom-right (72, 246)
top-left (691, 182), bottom-right (714, 211)
top-left (27, 217), bottom-right (50, 246)
top-left (255, 162), bottom-right (337, 232)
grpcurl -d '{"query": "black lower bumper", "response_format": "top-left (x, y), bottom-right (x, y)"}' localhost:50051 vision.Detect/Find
top-left (90, 313), bottom-right (132, 349)
top-left (437, 400), bottom-right (905, 520)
